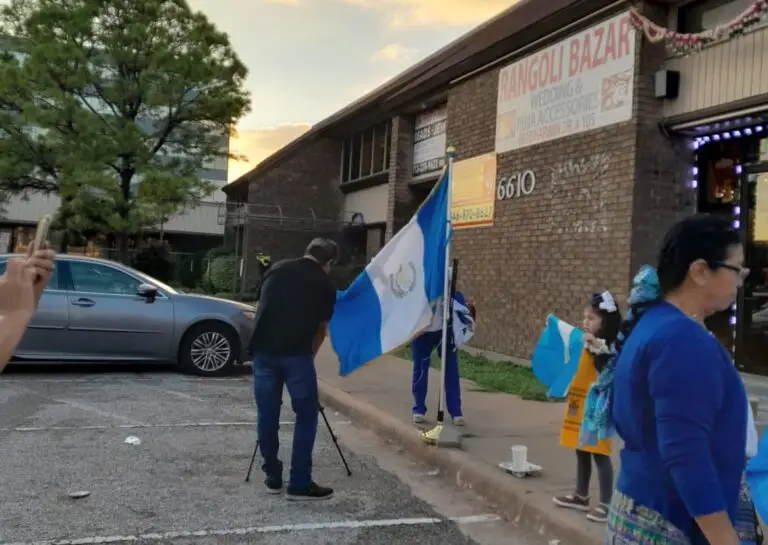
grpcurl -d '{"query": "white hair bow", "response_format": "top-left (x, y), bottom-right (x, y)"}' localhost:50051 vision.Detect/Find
top-left (598, 291), bottom-right (617, 313)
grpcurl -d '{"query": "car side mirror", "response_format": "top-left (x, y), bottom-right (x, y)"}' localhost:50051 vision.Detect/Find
top-left (137, 283), bottom-right (158, 303)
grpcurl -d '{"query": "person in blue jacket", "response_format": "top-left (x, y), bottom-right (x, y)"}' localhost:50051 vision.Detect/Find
top-left (603, 214), bottom-right (750, 545)
top-left (411, 291), bottom-right (475, 426)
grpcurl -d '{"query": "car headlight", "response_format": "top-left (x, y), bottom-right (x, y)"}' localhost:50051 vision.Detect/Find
top-left (241, 310), bottom-right (256, 321)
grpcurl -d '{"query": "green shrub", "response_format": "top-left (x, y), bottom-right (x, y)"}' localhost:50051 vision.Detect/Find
top-left (209, 255), bottom-right (237, 292)
top-left (175, 252), bottom-right (205, 288)
top-left (131, 240), bottom-right (175, 283)
top-left (205, 246), bottom-right (231, 261)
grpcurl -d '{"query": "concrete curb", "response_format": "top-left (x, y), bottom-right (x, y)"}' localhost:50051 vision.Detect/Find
top-left (318, 379), bottom-right (597, 545)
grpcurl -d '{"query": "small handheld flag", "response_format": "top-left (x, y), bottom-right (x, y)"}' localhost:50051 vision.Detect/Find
top-left (531, 314), bottom-right (584, 399)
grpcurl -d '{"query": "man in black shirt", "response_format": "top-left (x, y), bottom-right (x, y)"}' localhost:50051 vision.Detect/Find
top-left (250, 238), bottom-right (338, 501)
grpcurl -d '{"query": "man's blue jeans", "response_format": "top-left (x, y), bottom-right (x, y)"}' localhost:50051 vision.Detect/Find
top-left (252, 353), bottom-right (319, 489)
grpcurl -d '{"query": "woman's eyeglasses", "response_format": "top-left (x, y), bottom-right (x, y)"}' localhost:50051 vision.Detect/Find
top-left (715, 263), bottom-right (750, 280)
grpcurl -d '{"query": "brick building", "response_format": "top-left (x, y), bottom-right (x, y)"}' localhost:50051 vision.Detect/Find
top-left (223, 0), bottom-right (768, 374)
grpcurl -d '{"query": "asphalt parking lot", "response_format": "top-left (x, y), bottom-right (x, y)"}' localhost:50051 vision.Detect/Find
top-left (0, 366), bottom-right (542, 545)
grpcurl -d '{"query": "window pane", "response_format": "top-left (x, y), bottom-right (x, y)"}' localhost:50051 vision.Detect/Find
top-left (341, 139), bottom-right (351, 182)
top-left (350, 135), bottom-right (362, 180)
top-left (361, 130), bottom-right (373, 177)
top-left (373, 123), bottom-right (387, 173)
top-left (0, 259), bottom-right (59, 290)
top-left (679, 0), bottom-right (753, 33)
top-left (69, 261), bottom-right (141, 295)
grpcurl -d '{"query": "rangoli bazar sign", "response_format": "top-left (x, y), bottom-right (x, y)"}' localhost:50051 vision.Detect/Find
top-left (495, 12), bottom-right (636, 154)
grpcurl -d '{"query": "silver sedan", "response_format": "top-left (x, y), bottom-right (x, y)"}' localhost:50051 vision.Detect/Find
top-left (0, 254), bottom-right (256, 377)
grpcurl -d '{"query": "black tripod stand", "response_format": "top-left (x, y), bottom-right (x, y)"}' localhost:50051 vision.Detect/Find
top-left (245, 403), bottom-right (353, 482)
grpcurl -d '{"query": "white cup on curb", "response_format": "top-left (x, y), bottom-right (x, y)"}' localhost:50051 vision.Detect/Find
top-left (510, 445), bottom-right (528, 472)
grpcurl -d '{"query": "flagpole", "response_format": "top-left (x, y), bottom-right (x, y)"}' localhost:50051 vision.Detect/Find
top-left (421, 145), bottom-right (461, 448)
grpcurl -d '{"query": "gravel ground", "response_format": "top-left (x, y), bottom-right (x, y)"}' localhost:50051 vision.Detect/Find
top-left (0, 366), bottom-right (544, 545)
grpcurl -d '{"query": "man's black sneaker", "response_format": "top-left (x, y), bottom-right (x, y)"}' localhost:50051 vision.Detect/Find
top-left (265, 476), bottom-right (283, 495)
top-left (286, 482), bottom-right (334, 501)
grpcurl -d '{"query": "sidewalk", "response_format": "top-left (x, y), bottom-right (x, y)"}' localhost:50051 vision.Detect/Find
top-left (314, 342), bottom-right (613, 545)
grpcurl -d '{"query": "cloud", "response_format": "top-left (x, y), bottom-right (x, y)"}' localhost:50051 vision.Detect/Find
top-left (371, 43), bottom-right (418, 62)
top-left (263, 0), bottom-right (303, 5)
top-left (342, 0), bottom-right (514, 28)
top-left (228, 123), bottom-right (311, 181)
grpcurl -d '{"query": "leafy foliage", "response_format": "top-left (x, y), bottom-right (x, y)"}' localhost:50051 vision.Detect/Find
top-left (131, 238), bottom-right (174, 283)
top-left (209, 254), bottom-right (236, 293)
top-left (0, 0), bottom-right (250, 259)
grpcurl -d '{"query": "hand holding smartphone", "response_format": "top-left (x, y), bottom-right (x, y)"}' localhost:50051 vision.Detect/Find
top-left (31, 214), bottom-right (51, 254)
top-left (26, 215), bottom-right (55, 304)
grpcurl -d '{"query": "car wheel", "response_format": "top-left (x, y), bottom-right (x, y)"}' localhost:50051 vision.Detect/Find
top-left (178, 322), bottom-right (239, 377)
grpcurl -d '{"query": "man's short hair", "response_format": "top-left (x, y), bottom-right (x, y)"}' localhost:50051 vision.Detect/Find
top-left (305, 238), bottom-right (339, 267)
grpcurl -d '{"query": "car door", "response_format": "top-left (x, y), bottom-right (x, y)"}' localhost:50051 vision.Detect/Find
top-left (0, 259), bottom-right (72, 360)
top-left (62, 259), bottom-right (175, 360)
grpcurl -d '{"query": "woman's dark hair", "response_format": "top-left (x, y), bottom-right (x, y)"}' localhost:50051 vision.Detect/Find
top-left (657, 213), bottom-right (741, 296)
top-left (615, 213), bottom-right (740, 356)
top-left (590, 292), bottom-right (622, 371)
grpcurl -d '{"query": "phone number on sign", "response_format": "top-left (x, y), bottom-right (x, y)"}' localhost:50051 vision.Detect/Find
top-left (451, 206), bottom-right (493, 224)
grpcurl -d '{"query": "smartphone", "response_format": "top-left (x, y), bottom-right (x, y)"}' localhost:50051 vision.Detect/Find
top-left (31, 214), bottom-right (52, 253)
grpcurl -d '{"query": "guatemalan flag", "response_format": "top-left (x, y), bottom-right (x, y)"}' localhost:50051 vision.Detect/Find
top-left (530, 315), bottom-right (584, 399)
top-left (330, 166), bottom-right (450, 376)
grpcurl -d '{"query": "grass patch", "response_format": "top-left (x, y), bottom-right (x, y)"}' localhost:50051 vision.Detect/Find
top-left (392, 345), bottom-right (552, 402)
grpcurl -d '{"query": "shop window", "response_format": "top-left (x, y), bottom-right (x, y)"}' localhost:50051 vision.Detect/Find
top-left (698, 141), bottom-right (740, 209)
top-left (340, 121), bottom-right (391, 184)
top-left (678, 0), bottom-right (754, 33)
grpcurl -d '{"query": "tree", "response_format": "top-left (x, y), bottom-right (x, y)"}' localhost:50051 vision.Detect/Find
top-left (0, 0), bottom-right (250, 261)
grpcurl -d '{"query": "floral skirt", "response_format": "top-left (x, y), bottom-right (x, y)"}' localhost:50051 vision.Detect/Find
top-left (605, 490), bottom-right (690, 545)
top-left (735, 475), bottom-right (762, 545)
top-left (605, 474), bottom-right (761, 545)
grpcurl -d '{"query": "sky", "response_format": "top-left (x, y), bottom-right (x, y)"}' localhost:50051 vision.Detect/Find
top-left (187, 0), bottom-right (516, 181)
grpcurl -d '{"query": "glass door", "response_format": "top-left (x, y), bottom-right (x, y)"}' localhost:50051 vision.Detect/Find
top-left (736, 162), bottom-right (768, 374)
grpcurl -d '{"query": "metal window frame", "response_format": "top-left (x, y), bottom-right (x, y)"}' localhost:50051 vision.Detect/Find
top-left (339, 120), bottom-right (393, 185)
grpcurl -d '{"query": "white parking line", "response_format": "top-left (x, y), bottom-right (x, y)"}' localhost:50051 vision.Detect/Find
top-left (51, 399), bottom-right (148, 426)
top-left (0, 421), bottom-right (350, 432)
top-left (0, 514), bottom-right (503, 545)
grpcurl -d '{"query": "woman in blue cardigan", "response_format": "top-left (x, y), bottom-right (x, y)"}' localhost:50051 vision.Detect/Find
top-left (600, 214), bottom-right (750, 544)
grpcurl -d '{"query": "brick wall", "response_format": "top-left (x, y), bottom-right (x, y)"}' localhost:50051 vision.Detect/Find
top-left (628, 2), bottom-right (695, 274)
top-left (239, 137), bottom-right (344, 287)
top-left (442, 6), bottom-right (688, 360)
top-left (448, 69), bottom-right (637, 358)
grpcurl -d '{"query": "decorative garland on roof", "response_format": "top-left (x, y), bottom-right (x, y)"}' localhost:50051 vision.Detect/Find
top-left (629, 0), bottom-right (768, 56)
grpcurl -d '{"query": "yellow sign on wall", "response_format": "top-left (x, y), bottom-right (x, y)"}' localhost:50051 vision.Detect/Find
top-left (451, 153), bottom-right (497, 229)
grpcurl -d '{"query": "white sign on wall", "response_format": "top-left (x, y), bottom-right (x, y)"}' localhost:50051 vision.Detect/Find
top-left (495, 12), bottom-right (636, 154)
top-left (413, 106), bottom-right (447, 177)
